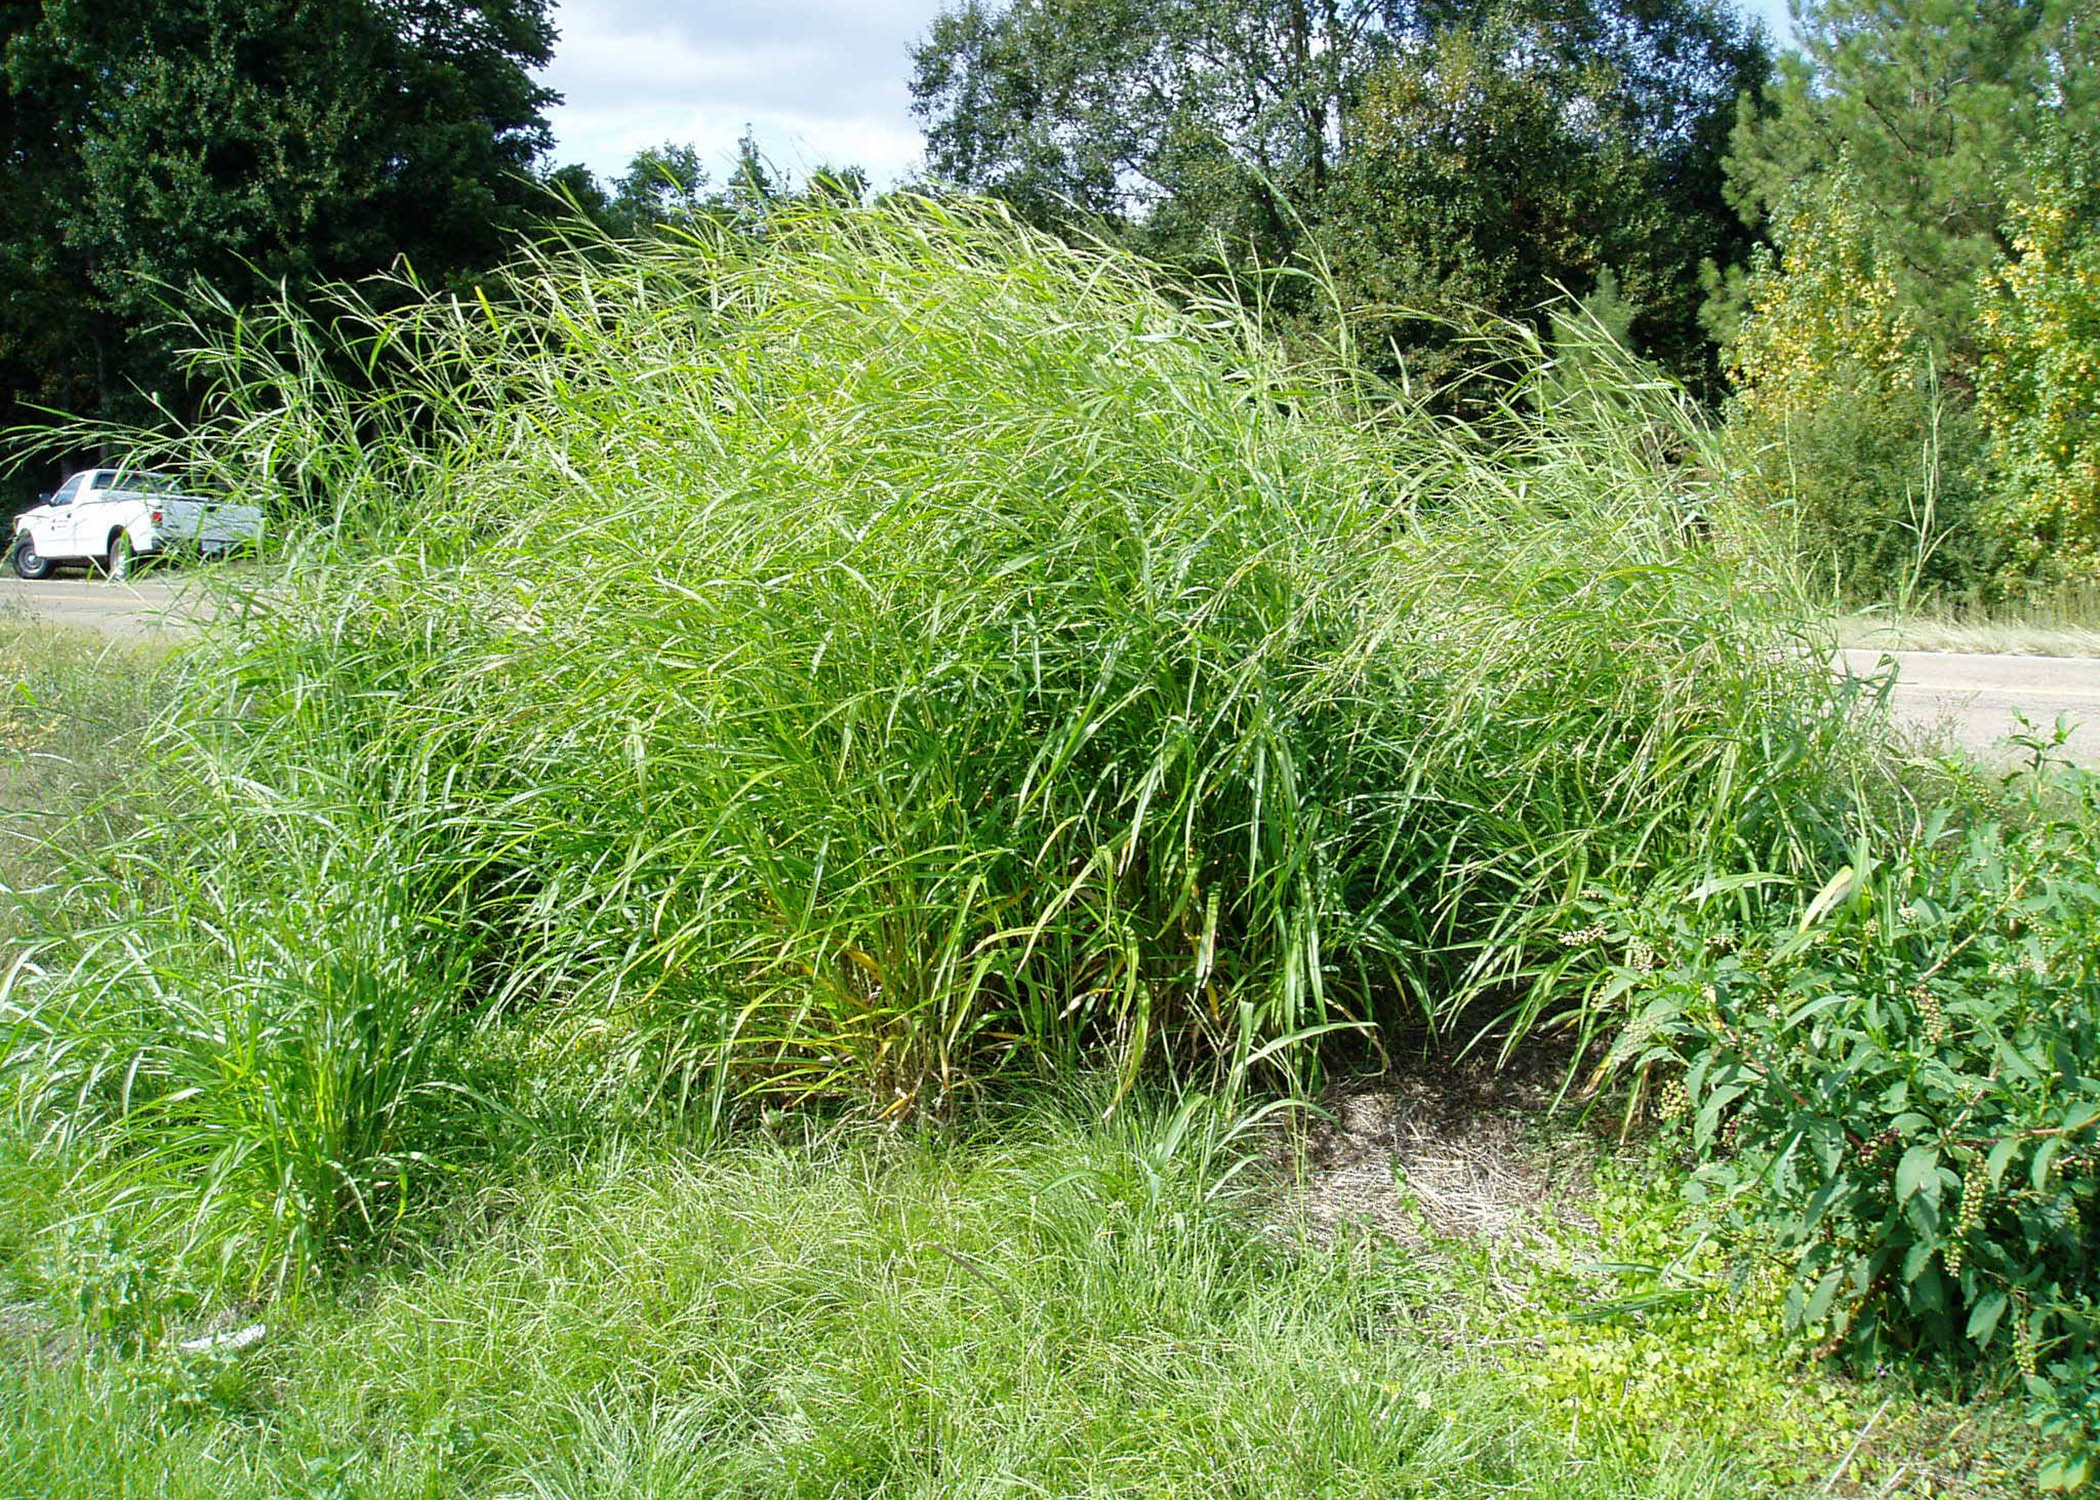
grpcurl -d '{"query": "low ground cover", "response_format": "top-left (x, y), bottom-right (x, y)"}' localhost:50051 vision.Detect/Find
top-left (0, 1092), bottom-right (2021, 1499)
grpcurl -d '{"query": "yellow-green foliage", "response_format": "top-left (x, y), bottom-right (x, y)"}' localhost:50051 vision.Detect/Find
top-left (1721, 166), bottom-right (1991, 597)
top-left (1978, 148), bottom-right (2100, 582)
top-left (1463, 1158), bottom-right (1867, 1484)
top-left (1728, 167), bottom-right (1923, 407)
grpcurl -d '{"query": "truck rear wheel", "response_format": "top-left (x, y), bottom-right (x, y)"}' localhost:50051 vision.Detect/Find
top-left (11, 535), bottom-right (52, 580)
top-left (101, 532), bottom-right (133, 581)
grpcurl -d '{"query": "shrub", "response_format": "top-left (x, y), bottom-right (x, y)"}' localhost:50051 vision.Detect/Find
top-left (1611, 750), bottom-right (2100, 1490)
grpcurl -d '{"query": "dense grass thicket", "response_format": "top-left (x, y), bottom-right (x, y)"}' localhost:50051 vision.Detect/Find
top-left (4, 201), bottom-right (2096, 1491)
top-left (0, 202), bottom-right (1889, 1286)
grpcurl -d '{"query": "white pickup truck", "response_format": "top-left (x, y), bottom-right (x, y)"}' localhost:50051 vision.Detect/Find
top-left (11, 469), bottom-right (264, 580)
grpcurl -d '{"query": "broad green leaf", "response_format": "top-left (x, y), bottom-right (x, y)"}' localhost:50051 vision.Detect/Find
top-left (1896, 1144), bottom-right (1940, 1206)
top-left (1965, 1289), bottom-right (2008, 1346)
top-left (2032, 1137), bottom-right (2062, 1191)
top-left (1804, 1268), bottom-right (1842, 1322)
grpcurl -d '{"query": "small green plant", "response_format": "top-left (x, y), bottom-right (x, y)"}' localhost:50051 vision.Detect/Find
top-left (37, 1215), bottom-right (197, 1351)
top-left (0, 1092), bottom-right (1800, 1498)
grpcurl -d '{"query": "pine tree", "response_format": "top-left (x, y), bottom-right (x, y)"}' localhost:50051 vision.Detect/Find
top-left (1724, 0), bottom-right (2092, 360)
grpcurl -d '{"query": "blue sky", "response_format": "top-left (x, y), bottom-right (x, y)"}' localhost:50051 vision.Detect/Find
top-left (535, 0), bottom-right (1800, 190)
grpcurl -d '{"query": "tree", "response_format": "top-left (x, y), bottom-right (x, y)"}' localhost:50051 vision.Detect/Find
top-left (1721, 165), bottom-right (1995, 598)
top-left (0, 0), bottom-right (554, 483)
top-left (1322, 1), bottom-right (1767, 391)
top-left (1977, 128), bottom-right (2100, 581)
top-left (546, 144), bottom-right (715, 238)
top-left (910, 0), bottom-right (1769, 390)
top-left (1722, 0), bottom-right (2093, 360)
top-left (1711, 0), bottom-right (2097, 597)
top-left (544, 136), bottom-right (869, 243)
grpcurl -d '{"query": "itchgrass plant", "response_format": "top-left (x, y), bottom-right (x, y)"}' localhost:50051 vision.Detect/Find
top-left (3, 200), bottom-right (1889, 1287)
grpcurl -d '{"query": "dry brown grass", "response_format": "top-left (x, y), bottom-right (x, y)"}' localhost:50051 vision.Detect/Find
top-left (1272, 1047), bottom-right (1600, 1252)
top-left (1835, 604), bottom-right (2100, 658)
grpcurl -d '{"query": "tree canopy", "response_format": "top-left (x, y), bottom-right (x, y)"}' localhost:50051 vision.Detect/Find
top-left (1722, 0), bottom-right (2094, 360)
top-left (547, 133), bottom-right (872, 244)
top-left (1713, 0), bottom-right (2099, 595)
top-left (911, 0), bottom-right (1771, 390)
top-left (0, 0), bottom-right (555, 480)
top-left (1978, 123), bottom-right (2100, 579)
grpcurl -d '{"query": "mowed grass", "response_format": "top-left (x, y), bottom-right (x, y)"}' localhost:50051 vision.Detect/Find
top-left (0, 616), bottom-right (164, 944)
top-left (1834, 611), bottom-right (2100, 658)
top-left (0, 1092), bottom-right (1849, 1500)
top-left (1832, 577), bottom-right (2100, 656)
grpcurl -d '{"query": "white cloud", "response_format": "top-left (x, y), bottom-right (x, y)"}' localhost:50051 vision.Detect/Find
top-left (537, 0), bottom-right (948, 188)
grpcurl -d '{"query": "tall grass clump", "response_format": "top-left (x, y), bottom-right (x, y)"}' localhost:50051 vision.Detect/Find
top-left (2, 200), bottom-right (1887, 1286)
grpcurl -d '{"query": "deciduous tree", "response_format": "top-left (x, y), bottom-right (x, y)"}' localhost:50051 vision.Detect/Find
top-left (1978, 130), bottom-right (2100, 580)
top-left (0, 0), bottom-right (554, 483)
top-left (1722, 165), bottom-right (1995, 597)
top-left (1714, 0), bottom-right (2096, 596)
top-left (910, 0), bottom-right (1769, 390)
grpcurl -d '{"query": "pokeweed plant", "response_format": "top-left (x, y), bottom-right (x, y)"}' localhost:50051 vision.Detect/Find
top-left (1609, 745), bottom-right (2100, 1492)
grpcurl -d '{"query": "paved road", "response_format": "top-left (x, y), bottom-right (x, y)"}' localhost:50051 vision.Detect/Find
top-left (1840, 648), bottom-right (2100, 763)
top-left (0, 576), bottom-right (201, 638)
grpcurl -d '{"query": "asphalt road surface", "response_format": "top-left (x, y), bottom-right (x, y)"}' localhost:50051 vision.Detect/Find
top-left (1839, 648), bottom-right (2100, 763)
top-left (4, 576), bottom-right (2095, 763)
top-left (0, 575), bottom-right (202, 637)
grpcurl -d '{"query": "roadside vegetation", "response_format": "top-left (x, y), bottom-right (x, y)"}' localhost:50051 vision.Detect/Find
top-left (1837, 619), bottom-right (2100, 660)
top-left (0, 1090), bottom-right (2047, 1499)
top-left (1, 204), bottom-right (2094, 1492)
top-left (10, 0), bottom-right (2096, 628)
top-left (0, 617), bottom-right (163, 938)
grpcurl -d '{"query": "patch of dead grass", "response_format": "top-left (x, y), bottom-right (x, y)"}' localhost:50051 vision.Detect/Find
top-left (1271, 1043), bottom-right (1600, 1252)
top-left (1835, 611), bottom-right (2100, 659)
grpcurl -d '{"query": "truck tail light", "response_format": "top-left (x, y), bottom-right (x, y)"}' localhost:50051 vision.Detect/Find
top-left (150, 509), bottom-right (163, 524)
